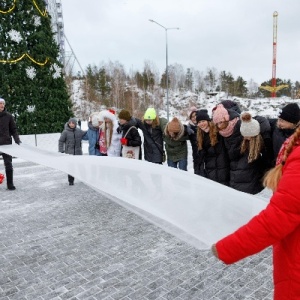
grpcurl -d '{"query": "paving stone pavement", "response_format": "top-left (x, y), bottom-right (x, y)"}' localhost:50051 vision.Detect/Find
top-left (0, 161), bottom-right (273, 300)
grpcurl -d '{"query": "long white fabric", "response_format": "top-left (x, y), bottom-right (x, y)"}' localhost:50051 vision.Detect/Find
top-left (0, 144), bottom-right (268, 249)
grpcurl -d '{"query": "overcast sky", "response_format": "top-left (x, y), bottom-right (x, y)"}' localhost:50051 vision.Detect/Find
top-left (61, 0), bottom-right (300, 84)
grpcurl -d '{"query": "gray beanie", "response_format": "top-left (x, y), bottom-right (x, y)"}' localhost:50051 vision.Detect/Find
top-left (240, 112), bottom-right (260, 137)
top-left (0, 98), bottom-right (5, 104)
top-left (68, 118), bottom-right (77, 125)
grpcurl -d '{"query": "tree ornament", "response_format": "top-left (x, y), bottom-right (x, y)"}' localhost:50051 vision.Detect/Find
top-left (8, 29), bottom-right (22, 43)
top-left (25, 66), bottom-right (36, 79)
top-left (33, 16), bottom-right (41, 27)
top-left (51, 63), bottom-right (62, 79)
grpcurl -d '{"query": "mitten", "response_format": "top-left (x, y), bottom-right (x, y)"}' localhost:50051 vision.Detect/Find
top-left (211, 244), bottom-right (219, 258)
top-left (0, 173), bottom-right (4, 184)
top-left (120, 138), bottom-right (128, 146)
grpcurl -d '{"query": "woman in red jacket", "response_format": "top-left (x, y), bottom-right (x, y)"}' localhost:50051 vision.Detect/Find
top-left (212, 126), bottom-right (300, 300)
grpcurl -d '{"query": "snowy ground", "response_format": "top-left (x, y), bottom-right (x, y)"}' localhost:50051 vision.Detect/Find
top-left (0, 131), bottom-right (273, 300)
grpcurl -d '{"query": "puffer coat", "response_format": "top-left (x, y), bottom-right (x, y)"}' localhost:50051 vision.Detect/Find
top-left (197, 132), bottom-right (230, 186)
top-left (84, 121), bottom-right (101, 156)
top-left (58, 123), bottom-right (87, 155)
top-left (269, 118), bottom-right (297, 166)
top-left (0, 108), bottom-right (21, 145)
top-left (229, 115), bottom-right (271, 194)
top-left (215, 144), bottom-right (300, 300)
top-left (136, 118), bottom-right (168, 163)
top-left (164, 123), bottom-right (190, 162)
top-left (120, 119), bottom-right (142, 160)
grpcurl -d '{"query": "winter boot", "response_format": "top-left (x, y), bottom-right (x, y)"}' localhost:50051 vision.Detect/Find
top-left (6, 169), bottom-right (16, 190)
top-left (68, 175), bottom-right (74, 186)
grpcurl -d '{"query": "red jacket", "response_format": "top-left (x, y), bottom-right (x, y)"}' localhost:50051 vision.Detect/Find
top-left (216, 145), bottom-right (300, 300)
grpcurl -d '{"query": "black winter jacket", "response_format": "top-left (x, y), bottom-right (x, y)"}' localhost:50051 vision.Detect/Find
top-left (225, 115), bottom-right (271, 194)
top-left (269, 118), bottom-right (297, 166)
top-left (120, 119), bottom-right (142, 160)
top-left (0, 108), bottom-right (20, 145)
top-left (136, 118), bottom-right (168, 163)
top-left (197, 132), bottom-right (230, 186)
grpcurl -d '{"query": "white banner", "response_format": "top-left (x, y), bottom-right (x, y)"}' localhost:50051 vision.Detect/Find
top-left (0, 144), bottom-right (268, 249)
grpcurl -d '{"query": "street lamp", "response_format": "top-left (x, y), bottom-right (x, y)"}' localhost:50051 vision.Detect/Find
top-left (149, 19), bottom-right (179, 120)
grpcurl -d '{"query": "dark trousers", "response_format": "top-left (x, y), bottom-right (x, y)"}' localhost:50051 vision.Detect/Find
top-left (1, 152), bottom-right (13, 171)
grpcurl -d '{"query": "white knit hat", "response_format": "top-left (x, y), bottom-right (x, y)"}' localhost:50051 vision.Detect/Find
top-left (0, 98), bottom-right (5, 104)
top-left (91, 113), bottom-right (100, 127)
top-left (240, 112), bottom-right (260, 137)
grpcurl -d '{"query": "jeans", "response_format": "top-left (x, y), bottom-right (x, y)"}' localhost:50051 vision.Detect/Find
top-left (167, 158), bottom-right (188, 171)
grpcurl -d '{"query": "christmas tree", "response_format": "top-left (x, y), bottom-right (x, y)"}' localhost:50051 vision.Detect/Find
top-left (0, 0), bottom-right (73, 134)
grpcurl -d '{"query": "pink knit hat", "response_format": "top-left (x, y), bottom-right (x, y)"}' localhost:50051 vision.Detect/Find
top-left (212, 104), bottom-right (230, 124)
top-left (188, 106), bottom-right (197, 119)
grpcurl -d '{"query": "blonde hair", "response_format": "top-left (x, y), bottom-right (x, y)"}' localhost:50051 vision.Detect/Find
top-left (240, 134), bottom-right (264, 163)
top-left (142, 115), bottom-right (160, 128)
top-left (197, 122), bottom-right (218, 150)
top-left (104, 119), bottom-right (113, 148)
top-left (263, 126), bottom-right (300, 191)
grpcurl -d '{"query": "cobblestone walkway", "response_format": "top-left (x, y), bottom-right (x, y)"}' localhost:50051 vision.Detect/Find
top-left (0, 162), bottom-right (273, 300)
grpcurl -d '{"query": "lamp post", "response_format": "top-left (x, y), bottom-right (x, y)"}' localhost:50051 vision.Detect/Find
top-left (149, 19), bottom-right (179, 120)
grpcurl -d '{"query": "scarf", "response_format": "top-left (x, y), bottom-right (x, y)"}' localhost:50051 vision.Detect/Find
top-left (275, 135), bottom-right (300, 166)
top-left (99, 129), bottom-right (107, 154)
top-left (218, 117), bottom-right (239, 138)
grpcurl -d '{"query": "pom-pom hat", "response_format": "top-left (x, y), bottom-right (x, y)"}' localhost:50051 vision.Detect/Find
top-left (278, 103), bottom-right (300, 124)
top-left (240, 112), bottom-right (260, 137)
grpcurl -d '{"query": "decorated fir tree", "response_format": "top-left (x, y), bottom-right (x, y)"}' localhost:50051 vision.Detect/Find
top-left (0, 0), bottom-right (73, 134)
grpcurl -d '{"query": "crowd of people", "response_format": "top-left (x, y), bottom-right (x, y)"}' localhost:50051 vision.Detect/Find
top-left (58, 100), bottom-right (300, 194)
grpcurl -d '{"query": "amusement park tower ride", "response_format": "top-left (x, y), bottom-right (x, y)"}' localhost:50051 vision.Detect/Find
top-left (259, 11), bottom-right (288, 97)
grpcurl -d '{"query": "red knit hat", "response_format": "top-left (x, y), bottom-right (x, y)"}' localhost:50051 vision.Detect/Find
top-left (212, 104), bottom-right (230, 124)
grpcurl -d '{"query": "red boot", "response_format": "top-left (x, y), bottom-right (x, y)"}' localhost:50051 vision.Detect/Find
top-left (0, 173), bottom-right (4, 184)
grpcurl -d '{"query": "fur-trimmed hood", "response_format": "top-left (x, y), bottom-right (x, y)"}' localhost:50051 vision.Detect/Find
top-left (164, 117), bottom-right (185, 140)
top-left (98, 110), bottom-right (117, 122)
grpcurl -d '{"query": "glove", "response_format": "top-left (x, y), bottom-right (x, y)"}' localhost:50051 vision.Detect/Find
top-left (120, 138), bottom-right (128, 146)
top-left (186, 126), bottom-right (194, 135)
top-left (0, 173), bottom-right (4, 184)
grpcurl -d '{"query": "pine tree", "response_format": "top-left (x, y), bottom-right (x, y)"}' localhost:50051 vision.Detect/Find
top-left (0, 0), bottom-right (73, 134)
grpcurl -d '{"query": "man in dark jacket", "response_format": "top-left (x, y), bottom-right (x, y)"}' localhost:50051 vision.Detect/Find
top-left (0, 98), bottom-right (21, 190)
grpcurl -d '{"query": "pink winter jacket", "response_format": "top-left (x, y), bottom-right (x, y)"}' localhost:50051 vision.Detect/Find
top-left (215, 145), bottom-right (300, 300)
